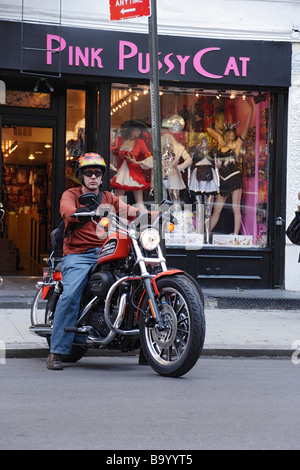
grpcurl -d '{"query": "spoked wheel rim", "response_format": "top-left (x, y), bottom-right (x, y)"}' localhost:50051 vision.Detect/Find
top-left (144, 287), bottom-right (191, 366)
top-left (31, 287), bottom-right (54, 326)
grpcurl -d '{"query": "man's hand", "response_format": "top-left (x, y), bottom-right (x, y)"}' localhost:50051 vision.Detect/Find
top-left (74, 207), bottom-right (92, 222)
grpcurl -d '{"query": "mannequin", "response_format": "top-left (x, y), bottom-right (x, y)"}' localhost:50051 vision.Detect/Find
top-left (189, 143), bottom-right (219, 243)
top-left (189, 146), bottom-right (219, 195)
top-left (161, 133), bottom-right (192, 205)
top-left (207, 97), bottom-right (254, 235)
top-left (110, 120), bottom-right (153, 208)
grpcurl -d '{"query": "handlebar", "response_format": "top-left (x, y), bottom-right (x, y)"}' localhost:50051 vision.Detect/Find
top-left (70, 209), bottom-right (176, 232)
top-left (70, 198), bottom-right (177, 234)
top-left (70, 210), bottom-right (98, 218)
top-left (70, 209), bottom-right (130, 231)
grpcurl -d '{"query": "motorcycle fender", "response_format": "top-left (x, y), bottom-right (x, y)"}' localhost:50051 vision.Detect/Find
top-left (41, 286), bottom-right (51, 300)
top-left (136, 269), bottom-right (184, 320)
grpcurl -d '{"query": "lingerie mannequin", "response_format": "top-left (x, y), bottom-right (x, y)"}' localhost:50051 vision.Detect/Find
top-left (110, 120), bottom-right (153, 208)
top-left (207, 97), bottom-right (254, 234)
top-left (189, 146), bottom-right (219, 195)
top-left (189, 145), bottom-right (219, 243)
top-left (161, 133), bottom-right (192, 206)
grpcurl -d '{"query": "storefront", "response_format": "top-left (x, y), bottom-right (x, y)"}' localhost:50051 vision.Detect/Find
top-left (0, 20), bottom-right (291, 288)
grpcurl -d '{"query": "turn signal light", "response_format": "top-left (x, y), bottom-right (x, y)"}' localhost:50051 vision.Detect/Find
top-left (166, 222), bottom-right (175, 232)
top-left (100, 217), bottom-right (110, 227)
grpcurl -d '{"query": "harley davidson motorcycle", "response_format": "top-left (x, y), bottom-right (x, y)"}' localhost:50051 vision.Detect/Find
top-left (30, 195), bottom-right (205, 377)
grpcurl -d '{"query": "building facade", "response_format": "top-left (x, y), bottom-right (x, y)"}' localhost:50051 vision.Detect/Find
top-left (0, 0), bottom-right (299, 291)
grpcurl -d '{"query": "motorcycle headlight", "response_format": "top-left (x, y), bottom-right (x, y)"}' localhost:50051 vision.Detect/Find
top-left (140, 228), bottom-right (160, 251)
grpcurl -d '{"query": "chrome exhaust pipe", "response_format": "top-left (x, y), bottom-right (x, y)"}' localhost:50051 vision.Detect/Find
top-left (29, 324), bottom-right (52, 337)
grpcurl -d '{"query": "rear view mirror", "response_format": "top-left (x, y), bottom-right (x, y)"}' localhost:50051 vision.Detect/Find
top-left (78, 192), bottom-right (98, 208)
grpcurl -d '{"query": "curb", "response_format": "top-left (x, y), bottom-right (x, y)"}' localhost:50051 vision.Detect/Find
top-left (201, 348), bottom-right (294, 358)
top-left (4, 347), bottom-right (294, 359)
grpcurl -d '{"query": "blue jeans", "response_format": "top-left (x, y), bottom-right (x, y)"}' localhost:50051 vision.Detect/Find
top-left (50, 248), bottom-right (100, 355)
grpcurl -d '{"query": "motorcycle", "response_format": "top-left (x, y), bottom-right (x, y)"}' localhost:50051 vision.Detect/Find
top-left (30, 194), bottom-right (205, 377)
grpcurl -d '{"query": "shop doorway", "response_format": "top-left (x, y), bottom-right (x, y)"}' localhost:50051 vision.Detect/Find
top-left (0, 124), bottom-right (53, 276)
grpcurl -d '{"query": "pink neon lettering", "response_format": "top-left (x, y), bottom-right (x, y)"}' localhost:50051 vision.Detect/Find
top-left (47, 34), bottom-right (66, 65)
top-left (239, 57), bottom-right (250, 76)
top-left (158, 52), bottom-right (163, 71)
top-left (91, 48), bottom-right (103, 68)
top-left (193, 47), bottom-right (223, 79)
top-left (69, 45), bottom-right (73, 66)
top-left (176, 55), bottom-right (190, 75)
top-left (75, 47), bottom-right (89, 67)
top-left (138, 52), bottom-right (150, 73)
top-left (224, 57), bottom-right (239, 76)
top-left (119, 40), bottom-right (138, 70)
top-left (164, 53), bottom-right (175, 74)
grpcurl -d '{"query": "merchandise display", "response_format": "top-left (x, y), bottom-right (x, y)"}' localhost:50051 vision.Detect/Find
top-left (110, 88), bottom-right (269, 249)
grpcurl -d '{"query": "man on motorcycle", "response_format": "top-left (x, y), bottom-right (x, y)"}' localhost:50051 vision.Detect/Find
top-left (47, 152), bottom-right (147, 370)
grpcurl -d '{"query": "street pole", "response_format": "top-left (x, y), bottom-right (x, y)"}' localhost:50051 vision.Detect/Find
top-left (148, 0), bottom-right (163, 206)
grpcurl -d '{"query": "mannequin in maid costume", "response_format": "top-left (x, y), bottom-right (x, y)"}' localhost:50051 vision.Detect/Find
top-left (161, 132), bottom-right (192, 205)
top-left (207, 97), bottom-right (254, 235)
top-left (110, 120), bottom-right (153, 208)
top-left (189, 138), bottom-right (219, 244)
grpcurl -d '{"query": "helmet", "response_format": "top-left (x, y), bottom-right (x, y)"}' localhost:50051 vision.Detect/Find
top-left (76, 152), bottom-right (106, 179)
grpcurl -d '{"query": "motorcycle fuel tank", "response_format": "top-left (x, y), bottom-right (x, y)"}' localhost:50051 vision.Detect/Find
top-left (97, 233), bottom-right (131, 265)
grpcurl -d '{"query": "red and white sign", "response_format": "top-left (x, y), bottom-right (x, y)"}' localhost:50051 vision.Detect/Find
top-left (109, 0), bottom-right (150, 21)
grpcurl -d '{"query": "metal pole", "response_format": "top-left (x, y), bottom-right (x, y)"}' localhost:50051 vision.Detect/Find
top-left (148, 0), bottom-right (163, 206)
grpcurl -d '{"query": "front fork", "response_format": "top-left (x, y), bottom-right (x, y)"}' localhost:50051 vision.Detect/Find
top-left (143, 277), bottom-right (163, 328)
top-left (131, 235), bottom-right (167, 329)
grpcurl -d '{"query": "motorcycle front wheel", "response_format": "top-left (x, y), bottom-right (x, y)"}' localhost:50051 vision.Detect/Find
top-left (139, 275), bottom-right (205, 377)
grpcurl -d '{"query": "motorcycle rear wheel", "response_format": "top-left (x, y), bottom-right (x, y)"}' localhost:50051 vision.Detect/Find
top-left (139, 275), bottom-right (205, 377)
top-left (31, 286), bottom-right (54, 327)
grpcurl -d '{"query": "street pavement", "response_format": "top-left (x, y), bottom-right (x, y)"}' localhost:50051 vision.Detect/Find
top-left (0, 276), bottom-right (299, 358)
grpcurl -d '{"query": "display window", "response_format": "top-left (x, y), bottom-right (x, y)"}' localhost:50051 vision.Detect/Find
top-left (110, 83), bottom-right (270, 249)
top-left (65, 89), bottom-right (86, 189)
top-left (2, 90), bottom-right (51, 108)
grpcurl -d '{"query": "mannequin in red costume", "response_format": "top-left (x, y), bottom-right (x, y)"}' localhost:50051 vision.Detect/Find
top-left (111, 121), bottom-right (153, 208)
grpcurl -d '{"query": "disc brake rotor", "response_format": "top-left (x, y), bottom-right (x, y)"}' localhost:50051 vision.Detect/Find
top-left (152, 303), bottom-right (177, 348)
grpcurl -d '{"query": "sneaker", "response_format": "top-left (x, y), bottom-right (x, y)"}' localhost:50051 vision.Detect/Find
top-left (47, 353), bottom-right (63, 370)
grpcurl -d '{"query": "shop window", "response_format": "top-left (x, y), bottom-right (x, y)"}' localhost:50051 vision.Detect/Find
top-left (2, 90), bottom-right (50, 108)
top-left (65, 89), bottom-right (86, 189)
top-left (110, 84), bottom-right (152, 207)
top-left (110, 84), bottom-right (270, 250)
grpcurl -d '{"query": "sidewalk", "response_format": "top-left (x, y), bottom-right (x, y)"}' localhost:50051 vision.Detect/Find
top-left (1, 306), bottom-right (299, 359)
top-left (0, 276), bottom-right (299, 358)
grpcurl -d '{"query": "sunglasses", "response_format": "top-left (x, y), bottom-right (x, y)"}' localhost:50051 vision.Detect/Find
top-left (82, 169), bottom-right (103, 178)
